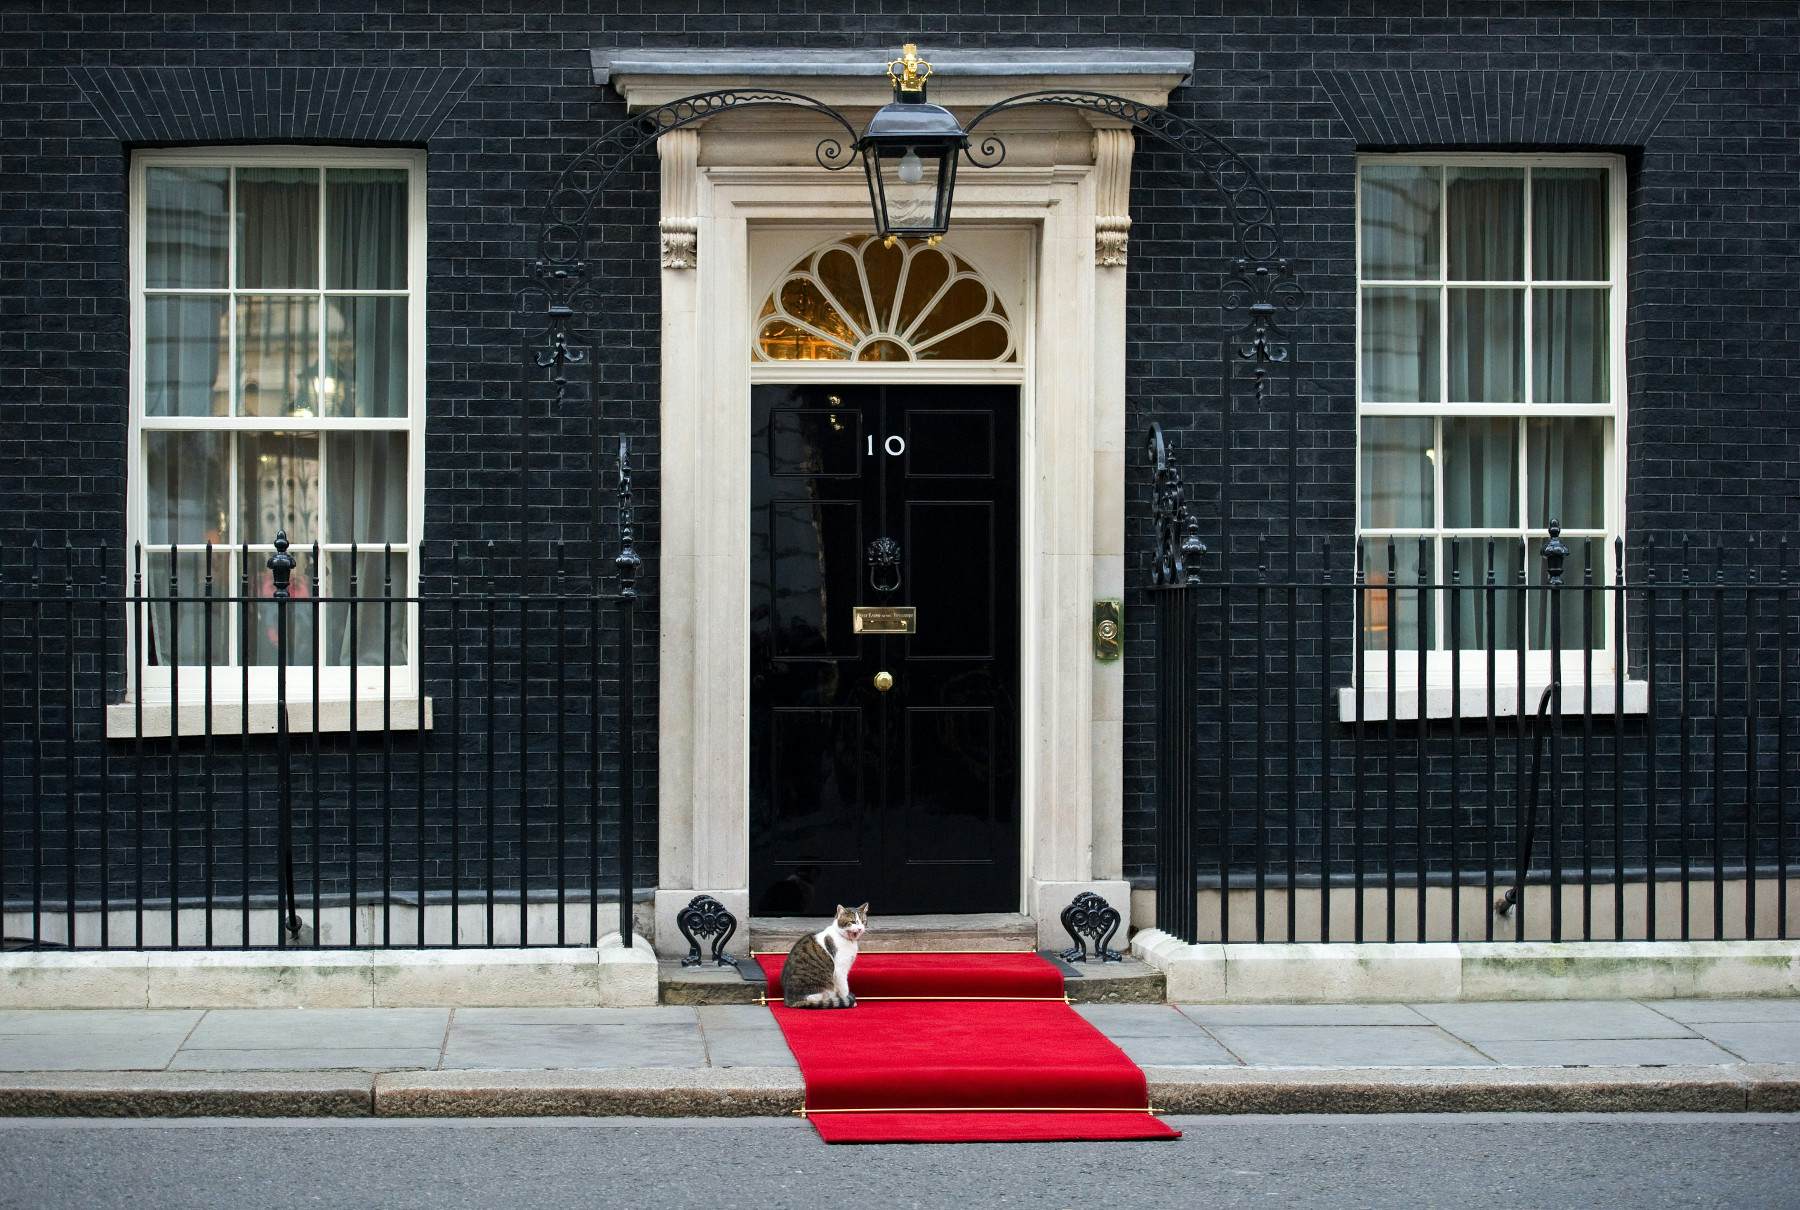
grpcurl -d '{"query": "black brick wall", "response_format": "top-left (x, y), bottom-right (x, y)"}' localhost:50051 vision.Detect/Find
top-left (3, 1), bottom-right (1798, 923)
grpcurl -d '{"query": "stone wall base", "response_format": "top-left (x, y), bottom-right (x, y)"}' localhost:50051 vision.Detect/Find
top-left (1130, 930), bottom-right (1800, 1003)
top-left (0, 936), bottom-right (661, 1009)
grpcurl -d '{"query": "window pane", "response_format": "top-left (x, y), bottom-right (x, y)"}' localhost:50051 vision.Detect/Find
top-left (325, 168), bottom-right (407, 290)
top-left (1445, 537), bottom-right (1524, 653)
top-left (144, 296), bottom-right (228, 417)
top-left (1527, 537), bottom-right (1605, 651)
top-left (1446, 167), bottom-right (1522, 280)
top-left (1442, 417), bottom-right (1519, 529)
top-left (239, 431), bottom-right (321, 546)
top-left (1448, 288), bottom-right (1523, 402)
top-left (237, 296), bottom-right (321, 417)
top-left (1359, 165), bottom-right (1439, 280)
top-left (1533, 288), bottom-right (1609, 402)
top-left (323, 296), bottom-right (407, 417)
top-left (144, 550), bottom-right (231, 667)
top-left (236, 167), bottom-right (319, 289)
top-left (1360, 417), bottom-right (1434, 530)
top-left (1360, 288), bottom-right (1440, 402)
top-left (321, 551), bottom-right (408, 667)
top-left (1533, 168), bottom-right (1608, 280)
top-left (1526, 418), bottom-right (1606, 531)
top-left (325, 432), bottom-right (408, 545)
top-left (145, 167), bottom-right (228, 288)
top-left (1360, 538), bottom-right (1435, 652)
top-left (144, 431), bottom-right (228, 545)
top-left (245, 549), bottom-right (321, 667)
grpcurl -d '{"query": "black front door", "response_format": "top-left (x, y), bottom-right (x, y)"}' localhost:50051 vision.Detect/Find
top-left (750, 383), bottom-right (1019, 916)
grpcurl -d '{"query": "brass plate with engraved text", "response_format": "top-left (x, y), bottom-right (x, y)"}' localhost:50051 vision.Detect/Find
top-left (853, 606), bottom-right (918, 635)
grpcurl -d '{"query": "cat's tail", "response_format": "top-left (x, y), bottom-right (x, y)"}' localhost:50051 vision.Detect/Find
top-left (784, 991), bottom-right (851, 1009)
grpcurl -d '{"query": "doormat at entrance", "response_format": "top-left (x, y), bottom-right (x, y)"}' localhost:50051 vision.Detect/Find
top-left (756, 953), bottom-right (1179, 1144)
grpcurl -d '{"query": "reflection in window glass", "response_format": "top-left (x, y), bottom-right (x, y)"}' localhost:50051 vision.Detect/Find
top-left (1361, 288), bottom-right (1440, 403)
top-left (1360, 417), bottom-right (1434, 530)
top-left (1359, 165), bottom-right (1439, 280)
top-left (145, 167), bottom-right (228, 289)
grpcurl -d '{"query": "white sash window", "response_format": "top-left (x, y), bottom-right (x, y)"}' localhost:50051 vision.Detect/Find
top-left (126, 147), bottom-right (426, 711)
top-left (1351, 154), bottom-right (1631, 717)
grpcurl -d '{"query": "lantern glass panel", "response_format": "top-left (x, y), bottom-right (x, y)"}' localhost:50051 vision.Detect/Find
top-left (870, 143), bottom-right (954, 236)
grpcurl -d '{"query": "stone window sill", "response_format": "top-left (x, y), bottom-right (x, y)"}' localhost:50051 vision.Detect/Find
top-left (105, 697), bottom-right (435, 740)
top-left (1336, 680), bottom-right (1648, 724)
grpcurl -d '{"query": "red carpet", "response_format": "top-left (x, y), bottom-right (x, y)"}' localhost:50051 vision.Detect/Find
top-left (757, 952), bottom-right (1180, 1145)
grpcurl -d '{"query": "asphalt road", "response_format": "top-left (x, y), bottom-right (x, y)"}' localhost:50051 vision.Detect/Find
top-left (1, 1114), bottom-right (1796, 1209)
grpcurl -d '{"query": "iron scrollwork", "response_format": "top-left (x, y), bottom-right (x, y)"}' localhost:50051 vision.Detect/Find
top-left (537, 90), bottom-right (860, 270)
top-left (1146, 422), bottom-right (1204, 588)
top-left (1059, 891), bottom-right (1124, 963)
top-left (962, 90), bottom-right (1301, 271)
top-left (676, 894), bottom-right (741, 968)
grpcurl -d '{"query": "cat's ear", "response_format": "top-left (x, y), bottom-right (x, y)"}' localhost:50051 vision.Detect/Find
top-left (856, 902), bottom-right (870, 917)
top-left (834, 904), bottom-right (847, 917)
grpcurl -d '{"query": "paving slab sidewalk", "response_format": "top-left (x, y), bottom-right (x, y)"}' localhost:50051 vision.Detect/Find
top-left (0, 999), bottom-right (1794, 1117)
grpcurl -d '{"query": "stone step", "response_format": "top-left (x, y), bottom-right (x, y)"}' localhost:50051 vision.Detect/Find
top-left (655, 950), bottom-right (1164, 1006)
top-left (1060, 955), bottom-right (1164, 1004)
top-left (658, 959), bottom-right (762, 1006)
top-left (748, 911), bottom-right (1037, 956)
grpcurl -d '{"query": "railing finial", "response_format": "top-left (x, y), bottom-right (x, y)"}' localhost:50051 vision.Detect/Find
top-left (1542, 519), bottom-right (1568, 587)
top-left (615, 435), bottom-right (641, 598)
top-left (267, 530), bottom-right (295, 599)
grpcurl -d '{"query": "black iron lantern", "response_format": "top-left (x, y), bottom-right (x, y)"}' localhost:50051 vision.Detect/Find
top-left (857, 45), bottom-right (967, 241)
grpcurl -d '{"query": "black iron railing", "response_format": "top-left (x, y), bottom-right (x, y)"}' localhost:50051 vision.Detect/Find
top-left (1146, 522), bottom-right (1798, 946)
top-left (0, 453), bottom-right (645, 953)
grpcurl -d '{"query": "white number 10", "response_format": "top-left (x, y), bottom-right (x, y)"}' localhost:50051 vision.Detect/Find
top-left (867, 435), bottom-right (907, 457)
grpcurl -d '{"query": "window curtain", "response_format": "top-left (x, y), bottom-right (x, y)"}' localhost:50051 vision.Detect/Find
top-left (326, 170), bottom-right (408, 418)
top-left (237, 168), bottom-right (318, 420)
top-left (1533, 169), bottom-right (1609, 404)
top-left (327, 432), bottom-right (408, 666)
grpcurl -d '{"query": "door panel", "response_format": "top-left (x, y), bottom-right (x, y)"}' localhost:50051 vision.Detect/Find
top-left (766, 499), bottom-right (861, 659)
top-left (751, 383), bottom-right (1019, 916)
top-left (901, 707), bottom-right (999, 864)
top-left (905, 500), bottom-right (996, 659)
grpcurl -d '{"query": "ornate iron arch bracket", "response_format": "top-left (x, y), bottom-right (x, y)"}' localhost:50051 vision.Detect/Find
top-left (961, 90), bottom-right (1300, 275)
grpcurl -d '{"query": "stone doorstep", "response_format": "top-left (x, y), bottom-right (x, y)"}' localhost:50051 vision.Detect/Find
top-left (656, 951), bottom-right (1166, 1004)
top-left (1128, 933), bottom-right (1800, 1003)
top-left (745, 912), bottom-right (1038, 955)
top-left (1, 1065), bottom-right (1794, 1119)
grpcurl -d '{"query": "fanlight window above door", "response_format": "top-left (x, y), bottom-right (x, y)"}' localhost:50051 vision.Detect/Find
top-left (755, 236), bottom-right (1015, 363)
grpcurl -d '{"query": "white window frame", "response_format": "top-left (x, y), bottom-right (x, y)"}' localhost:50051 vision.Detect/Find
top-left (122, 146), bottom-right (427, 720)
top-left (1346, 152), bottom-right (1638, 721)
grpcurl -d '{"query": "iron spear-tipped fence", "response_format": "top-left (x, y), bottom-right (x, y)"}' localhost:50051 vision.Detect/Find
top-left (1144, 423), bottom-right (1798, 946)
top-left (0, 446), bottom-right (646, 953)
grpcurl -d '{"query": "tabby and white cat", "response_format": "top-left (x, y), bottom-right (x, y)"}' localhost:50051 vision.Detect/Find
top-left (780, 903), bottom-right (869, 1009)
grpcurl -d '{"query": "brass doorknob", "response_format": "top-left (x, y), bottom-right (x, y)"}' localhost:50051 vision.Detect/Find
top-left (873, 670), bottom-right (894, 693)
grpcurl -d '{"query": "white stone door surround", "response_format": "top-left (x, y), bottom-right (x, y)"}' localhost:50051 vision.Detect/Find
top-left (596, 50), bottom-right (1194, 953)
